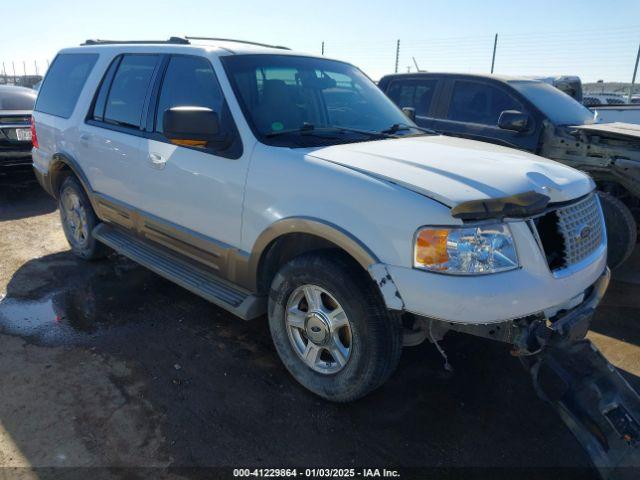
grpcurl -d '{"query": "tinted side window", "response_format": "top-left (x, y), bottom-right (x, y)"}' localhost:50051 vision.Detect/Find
top-left (155, 56), bottom-right (224, 132)
top-left (104, 55), bottom-right (159, 128)
top-left (448, 80), bottom-right (521, 126)
top-left (35, 53), bottom-right (98, 118)
top-left (386, 79), bottom-right (437, 116)
top-left (91, 56), bottom-right (121, 122)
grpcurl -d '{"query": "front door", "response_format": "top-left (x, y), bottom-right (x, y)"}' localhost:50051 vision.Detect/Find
top-left (139, 54), bottom-right (248, 252)
top-left (432, 78), bottom-right (538, 151)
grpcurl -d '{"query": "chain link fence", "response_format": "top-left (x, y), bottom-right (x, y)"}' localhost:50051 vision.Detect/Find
top-left (0, 60), bottom-right (49, 88)
top-left (315, 26), bottom-right (640, 97)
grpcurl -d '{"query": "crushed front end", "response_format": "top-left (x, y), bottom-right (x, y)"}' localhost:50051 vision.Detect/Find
top-left (540, 122), bottom-right (640, 225)
top-left (399, 188), bottom-right (640, 477)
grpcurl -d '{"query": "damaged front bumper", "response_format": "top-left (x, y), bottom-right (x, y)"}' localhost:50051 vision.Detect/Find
top-left (422, 268), bottom-right (640, 477)
top-left (424, 267), bottom-right (611, 354)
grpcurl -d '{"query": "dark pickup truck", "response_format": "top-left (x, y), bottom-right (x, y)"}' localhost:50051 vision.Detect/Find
top-left (378, 72), bottom-right (640, 269)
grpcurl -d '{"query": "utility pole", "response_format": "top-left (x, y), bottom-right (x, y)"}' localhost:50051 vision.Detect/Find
top-left (394, 39), bottom-right (400, 74)
top-left (321, 41), bottom-right (325, 56)
top-left (629, 42), bottom-right (640, 103)
top-left (23, 61), bottom-right (26, 76)
top-left (35, 60), bottom-right (38, 76)
top-left (490, 33), bottom-right (498, 74)
top-left (12, 61), bottom-right (16, 84)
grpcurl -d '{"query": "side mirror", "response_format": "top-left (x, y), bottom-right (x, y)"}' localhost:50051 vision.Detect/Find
top-left (402, 107), bottom-right (416, 122)
top-left (498, 110), bottom-right (530, 132)
top-left (163, 106), bottom-right (224, 147)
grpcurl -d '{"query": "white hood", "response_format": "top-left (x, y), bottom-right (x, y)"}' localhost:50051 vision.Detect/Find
top-left (308, 135), bottom-right (594, 207)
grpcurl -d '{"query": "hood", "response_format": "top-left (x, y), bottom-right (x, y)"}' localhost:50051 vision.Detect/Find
top-left (307, 135), bottom-right (594, 207)
top-left (571, 122), bottom-right (640, 142)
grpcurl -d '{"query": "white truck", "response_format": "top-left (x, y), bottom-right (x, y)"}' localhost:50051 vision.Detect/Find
top-left (31, 37), bottom-right (638, 474)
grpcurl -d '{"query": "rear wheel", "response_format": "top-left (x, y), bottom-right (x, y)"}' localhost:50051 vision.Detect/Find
top-left (598, 191), bottom-right (636, 269)
top-left (59, 176), bottom-right (108, 260)
top-left (268, 252), bottom-right (403, 402)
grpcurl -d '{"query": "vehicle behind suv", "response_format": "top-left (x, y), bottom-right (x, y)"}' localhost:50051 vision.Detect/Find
top-left (378, 72), bottom-right (640, 269)
top-left (0, 85), bottom-right (36, 174)
top-left (31, 38), bottom-right (639, 469)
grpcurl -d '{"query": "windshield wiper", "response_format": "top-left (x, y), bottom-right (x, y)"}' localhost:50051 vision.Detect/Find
top-left (266, 123), bottom-right (397, 139)
top-left (380, 123), bottom-right (436, 135)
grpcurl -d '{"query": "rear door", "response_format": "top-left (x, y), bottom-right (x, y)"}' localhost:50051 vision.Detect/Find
top-left (433, 78), bottom-right (538, 151)
top-left (384, 77), bottom-right (441, 130)
top-left (79, 53), bottom-right (162, 209)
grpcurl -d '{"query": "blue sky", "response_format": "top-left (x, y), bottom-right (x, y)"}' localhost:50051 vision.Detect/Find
top-left (2, 0), bottom-right (639, 82)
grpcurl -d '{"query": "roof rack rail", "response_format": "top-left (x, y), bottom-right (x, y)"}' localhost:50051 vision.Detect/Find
top-left (81, 37), bottom-right (190, 46)
top-left (185, 36), bottom-right (290, 50)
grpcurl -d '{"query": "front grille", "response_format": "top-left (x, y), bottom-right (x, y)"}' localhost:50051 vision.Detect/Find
top-left (533, 193), bottom-right (604, 273)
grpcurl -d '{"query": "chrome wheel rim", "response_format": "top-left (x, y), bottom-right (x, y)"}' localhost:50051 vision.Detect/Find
top-left (61, 189), bottom-right (89, 247)
top-left (285, 284), bottom-right (352, 375)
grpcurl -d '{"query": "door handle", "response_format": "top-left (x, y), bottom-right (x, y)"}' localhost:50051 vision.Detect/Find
top-left (148, 153), bottom-right (167, 169)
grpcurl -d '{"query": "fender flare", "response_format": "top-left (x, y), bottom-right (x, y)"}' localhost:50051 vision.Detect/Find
top-left (247, 217), bottom-right (379, 282)
top-left (47, 152), bottom-right (105, 219)
top-left (244, 217), bottom-right (404, 310)
top-left (49, 152), bottom-right (93, 197)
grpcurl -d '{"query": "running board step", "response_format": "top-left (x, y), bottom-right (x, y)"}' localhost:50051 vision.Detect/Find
top-left (93, 223), bottom-right (265, 320)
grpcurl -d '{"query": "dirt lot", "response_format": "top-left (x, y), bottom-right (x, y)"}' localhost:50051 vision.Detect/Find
top-left (1, 171), bottom-right (639, 479)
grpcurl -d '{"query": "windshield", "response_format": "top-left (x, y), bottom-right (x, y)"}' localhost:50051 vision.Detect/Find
top-left (509, 80), bottom-right (594, 126)
top-left (222, 55), bottom-right (415, 146)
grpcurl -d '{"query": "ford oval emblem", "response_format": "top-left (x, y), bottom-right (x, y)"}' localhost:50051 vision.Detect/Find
top-left (577, 225), bottom-right (592, 240)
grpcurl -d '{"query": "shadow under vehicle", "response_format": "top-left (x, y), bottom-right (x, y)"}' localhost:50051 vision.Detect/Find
top-left (379, 72), bottom-right (640, 270)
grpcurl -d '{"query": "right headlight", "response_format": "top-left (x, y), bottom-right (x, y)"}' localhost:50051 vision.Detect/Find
top-left (414, 223), bottom-right (519, 275)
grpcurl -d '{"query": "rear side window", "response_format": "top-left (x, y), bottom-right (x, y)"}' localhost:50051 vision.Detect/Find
top-left (386, 79), bottom-right (437, 116)
top-left (155, 55), bottom-right (225, 132)
top-left (448, 80), bottom-right (521, 126)
top-left (91, 57), bottom-right (121, 122)
top-left (35, 53), bottom-right (98, 118)
top-left (103, 55), bottom-right (159, 128)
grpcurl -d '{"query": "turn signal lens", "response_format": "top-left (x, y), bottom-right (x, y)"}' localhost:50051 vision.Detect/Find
top-left (414, 229), bottom-right (449, 269)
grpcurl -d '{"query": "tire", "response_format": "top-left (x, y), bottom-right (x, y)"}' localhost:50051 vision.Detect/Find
top-left (598, 191), bottom-right (637, 270)
top-left (58, 176), bottom-right (108, 260)
top-left (268, 251), bottom-right (403, 402)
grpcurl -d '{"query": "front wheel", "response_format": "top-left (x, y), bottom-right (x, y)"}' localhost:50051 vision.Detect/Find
top-left (268, 252), bottom-right (403, 402)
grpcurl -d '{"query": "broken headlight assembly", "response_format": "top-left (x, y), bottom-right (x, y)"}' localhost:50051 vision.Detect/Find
top-left (414, 224), bottom-right (519, 274)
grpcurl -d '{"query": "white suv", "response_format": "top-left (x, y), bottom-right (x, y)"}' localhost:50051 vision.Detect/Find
top-left (32, 37), bottom-right (609, 402)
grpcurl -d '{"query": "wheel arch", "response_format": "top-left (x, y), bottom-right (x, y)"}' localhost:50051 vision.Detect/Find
top-left (248, 217), bottom-right (379, 295)
top-left (49, 152), bottom-right (93, 200)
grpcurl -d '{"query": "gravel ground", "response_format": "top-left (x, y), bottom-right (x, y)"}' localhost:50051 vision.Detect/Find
top-left (1, 171), bottom-right (639, 479)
